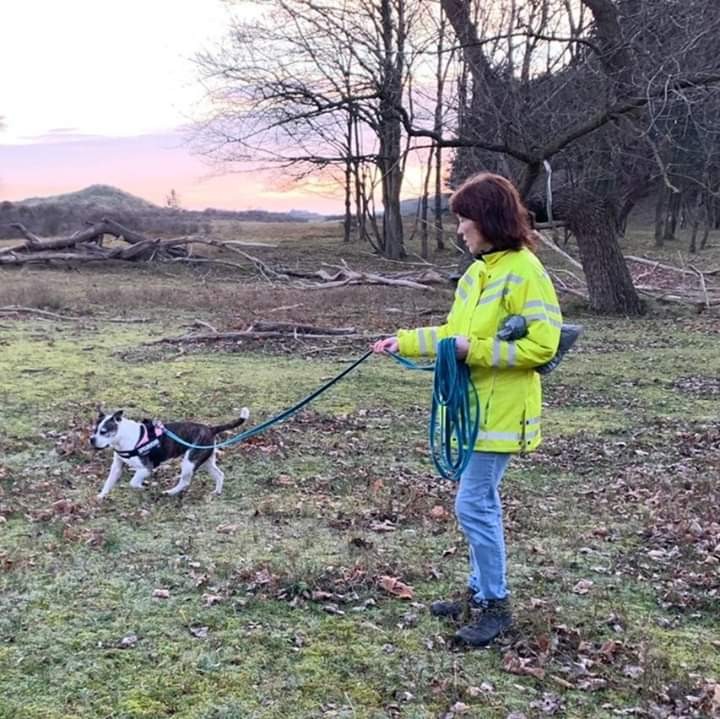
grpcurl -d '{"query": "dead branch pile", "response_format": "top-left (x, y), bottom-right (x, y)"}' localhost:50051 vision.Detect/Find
top-left (536, 231), bottom-right (720, 308)
top-left (280, 261), bottom-right (444, 290)
top-left (0, 220), bottom-right (280, 268)
top-left (0, 221), bottom-right (445, 290)
top-left (145, 320), bottom-right (372, 346)
top-left (0, 219), bottom-right (199, 264)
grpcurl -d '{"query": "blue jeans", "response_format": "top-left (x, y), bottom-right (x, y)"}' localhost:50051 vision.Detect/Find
top-left (454, 451), bottom-right (511, 601)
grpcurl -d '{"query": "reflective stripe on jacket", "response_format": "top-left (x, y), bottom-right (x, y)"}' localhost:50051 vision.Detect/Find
top-left (397, 248), bottom-right (561, 453)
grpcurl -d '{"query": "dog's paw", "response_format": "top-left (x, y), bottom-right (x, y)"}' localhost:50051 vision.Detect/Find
top-left (96, 493), bottom-right (107, 502)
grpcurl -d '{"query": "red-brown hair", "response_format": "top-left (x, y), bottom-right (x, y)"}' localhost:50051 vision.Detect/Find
top-left (449, 172), bottom-right (536, 252)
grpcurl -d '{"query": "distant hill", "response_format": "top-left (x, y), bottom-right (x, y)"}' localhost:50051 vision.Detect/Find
top-left (17, 184), bottom-right (161, 213)
top-left (0, 185), bottom-right (325, 239)
top-left (399, 194), bottom-right (450, 216)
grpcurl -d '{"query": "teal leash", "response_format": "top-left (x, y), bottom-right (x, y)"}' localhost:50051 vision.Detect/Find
top-left (388, 337), bottom-right (479, 480)
top-left (163, 341), bottom-right (479, 481)
top-left (162, 350), bottom-right (374, 450)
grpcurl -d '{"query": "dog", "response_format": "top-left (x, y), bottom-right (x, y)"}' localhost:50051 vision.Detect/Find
top-left (90, 406), bottom-right (250, 500)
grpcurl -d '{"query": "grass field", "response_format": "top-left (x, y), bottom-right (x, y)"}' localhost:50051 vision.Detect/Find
top-left (1, 222), bottom-right (719, 718)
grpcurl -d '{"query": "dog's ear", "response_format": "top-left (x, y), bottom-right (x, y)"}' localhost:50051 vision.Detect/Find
top-left (112, 409), bottom-right (124, 421)
top-left (96, 403), bottom-right (105, 418)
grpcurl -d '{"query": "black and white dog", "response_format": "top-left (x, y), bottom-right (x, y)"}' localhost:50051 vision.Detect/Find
top-left (90, 407), bottom-right (250, 500)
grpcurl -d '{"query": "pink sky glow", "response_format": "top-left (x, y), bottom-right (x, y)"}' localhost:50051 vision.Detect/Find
top-left (0, 1), bottom-right (435, 216)
top-left (0, 132), bottom-right (346, 214)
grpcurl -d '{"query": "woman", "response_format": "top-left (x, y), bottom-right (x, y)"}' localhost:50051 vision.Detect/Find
top-left (372, 172), bottom-right (562, 647)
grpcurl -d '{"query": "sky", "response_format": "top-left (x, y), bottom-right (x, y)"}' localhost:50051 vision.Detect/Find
top-left (0, 0), bottom-right (348, 213)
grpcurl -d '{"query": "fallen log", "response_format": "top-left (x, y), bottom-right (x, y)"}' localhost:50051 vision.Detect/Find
top-left (0, 219), bottom-right (189, 260)
top-left (144, 330), bottom-right (371, 346)
top-left (249, 321), bottom-right (357, 335)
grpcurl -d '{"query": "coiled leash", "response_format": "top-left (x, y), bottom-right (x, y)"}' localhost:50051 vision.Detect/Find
top-left (387, 338), bottom-right (479, 481)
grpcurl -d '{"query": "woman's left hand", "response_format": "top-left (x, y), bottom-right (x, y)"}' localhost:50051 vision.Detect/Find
top-left (454, 335), bottom-right (470, 360)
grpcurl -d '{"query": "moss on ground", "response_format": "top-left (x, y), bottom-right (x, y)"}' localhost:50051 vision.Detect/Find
top-left (1, 261), bottom-right (719, 718)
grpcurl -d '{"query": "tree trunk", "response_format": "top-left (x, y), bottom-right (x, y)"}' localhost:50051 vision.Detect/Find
top-left (700, 196), bottom-right (711, 250)
top-left (378, 0), bottom-right (405, 260)
top-left (343, 110), bottom-right (353, 243)
top-left (664, 192), bottom-right (680, 241)
top-left (433, 4), bottom-right (447, 251)
top-left (564, 195), bottom-right (643, 315)
top-left (654, 188), bottom-right (666, 247)
top-left (420, 147), bottom-right (432, 259)
top-left (434, 145), bottom-right (445, 251)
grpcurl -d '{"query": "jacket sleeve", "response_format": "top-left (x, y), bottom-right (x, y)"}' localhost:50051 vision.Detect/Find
top-left (465, 265), bottom-right (562, 369)
top-left (396, 320), bottom-right (453, 358)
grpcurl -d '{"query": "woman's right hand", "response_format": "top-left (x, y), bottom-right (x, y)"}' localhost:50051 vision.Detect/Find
top-left (372, 336), bottom-right (399, 354)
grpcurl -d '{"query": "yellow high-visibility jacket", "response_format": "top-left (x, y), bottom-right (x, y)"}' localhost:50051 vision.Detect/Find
top-left (397, 248), bottom-right (561, 453)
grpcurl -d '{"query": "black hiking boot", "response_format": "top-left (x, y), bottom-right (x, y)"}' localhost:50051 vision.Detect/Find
top-left (430, 589), bottom-right (482, 622)
top-left (455, 597), bottom-right (513, 647)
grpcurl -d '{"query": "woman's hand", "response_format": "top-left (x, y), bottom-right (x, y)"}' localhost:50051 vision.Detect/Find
top-left (454, 335), bottom-right (470, 360)
top-left (372, 336), bottom-right (399, 354)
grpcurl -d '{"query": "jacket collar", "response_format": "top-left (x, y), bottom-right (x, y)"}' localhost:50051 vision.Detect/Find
top-left (474, 249), bottom-right (513, 267)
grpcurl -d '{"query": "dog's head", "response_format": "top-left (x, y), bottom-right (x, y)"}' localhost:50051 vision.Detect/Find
top-left (90, 407), bottom-right (124, 449)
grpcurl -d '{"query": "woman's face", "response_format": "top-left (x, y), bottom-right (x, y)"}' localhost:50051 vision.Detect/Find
top-left (457, 215), bottom-right (492, 255)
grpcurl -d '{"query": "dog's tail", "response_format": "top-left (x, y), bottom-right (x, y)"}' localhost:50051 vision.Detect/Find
top-left (210, 407), bottom-right (250, 435)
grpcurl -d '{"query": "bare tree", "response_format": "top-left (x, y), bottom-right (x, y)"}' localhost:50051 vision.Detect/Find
top-left (166, 189), bottom-right (182, 210)
top-left (195, 0), bottom-right (437, 260)
top-left (426, 0), bottom-right (720, 314)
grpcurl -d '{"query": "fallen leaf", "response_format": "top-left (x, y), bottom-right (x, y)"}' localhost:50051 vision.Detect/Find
top-left (152, 589), bottom-right (170, 599)
top-left (577, 677), bottom-right (607, 691)
top-left (503, 652), bottom-right (546, 679)
top-left (449, 702), bottom-right (469, 715)
top-left (429, 505), bottom-right (449, 521)
top-left (323, 603), bottom-right (345, 615)
top-left (530, 692), bottom-right (564, 715)
top-left (699, 681), bottom-right (720, 713)
top-left (572, 579), bottom-right (594, 595)
top-left (600, 639), bottom-right (623, 660)
top-left (189, 625), bottom-right (209, 639)
top-left (216, 523), bottom-right (239, 534)
top-left (118, 633), bottom-right (138, 648)
top-left (378, 575), bottom-right (414, 599)
top-left (202, 593), bottom-right (222, 606)
top-left (369, 520), bottom-right (396, 533)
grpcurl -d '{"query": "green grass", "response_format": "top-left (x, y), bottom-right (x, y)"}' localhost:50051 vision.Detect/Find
top-left (1, 238), bottom-right (719, 718)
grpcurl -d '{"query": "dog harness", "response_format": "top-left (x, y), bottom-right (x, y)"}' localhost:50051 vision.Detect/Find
top-left (115, 420), bottom-right (166, 464)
